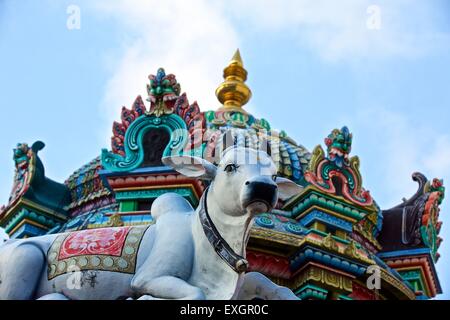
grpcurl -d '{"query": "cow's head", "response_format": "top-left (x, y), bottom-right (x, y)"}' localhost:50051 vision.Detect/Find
top-left (162, 146), bottom-right (302, 216)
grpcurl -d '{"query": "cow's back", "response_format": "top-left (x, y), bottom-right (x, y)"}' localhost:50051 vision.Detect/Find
top-left (0, 225), bottom-right (157, 300)
top-left (40, 225), bottom-right (157, 300)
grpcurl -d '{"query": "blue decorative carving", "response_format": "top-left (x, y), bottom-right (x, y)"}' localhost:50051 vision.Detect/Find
top-left (102, 114), bottom-right (188, 172)
top-left (285, 222), bottom-right (306, 235)
top-left (255, 215), bottom-right (275, 229)
top-left (300, 209), bottom-right (353, 232)
top-left (291, 246), bottom-right (367, 276)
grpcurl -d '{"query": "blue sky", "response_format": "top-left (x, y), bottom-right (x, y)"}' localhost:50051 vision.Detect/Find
top-left (0, 0), bottom-right (449, 298)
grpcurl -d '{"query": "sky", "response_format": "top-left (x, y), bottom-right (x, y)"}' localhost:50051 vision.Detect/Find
top-left (0, 0), bottom-right (449, 298)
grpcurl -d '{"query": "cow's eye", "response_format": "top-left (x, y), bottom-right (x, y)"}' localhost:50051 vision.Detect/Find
top-left (224, 164), bottom-right (238, 173)
top-left (272, 175), bottom-right (277, 181)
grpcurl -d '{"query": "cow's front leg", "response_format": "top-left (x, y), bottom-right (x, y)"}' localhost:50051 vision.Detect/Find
top-left (132, 275), bottom-right (205, 300)
top-left (233, 272), bottom-right (299, 300)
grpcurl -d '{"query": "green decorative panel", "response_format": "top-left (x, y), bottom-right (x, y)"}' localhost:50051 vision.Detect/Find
top-left (421, 224), bottom-right (438, 262)
top-left (399, 270), bottom-right (425, 294)
top-left (295, 284), bottom-right (328, 300)
top-left (3, 207), bottom-right (60, 234)
top-left (101, 114), bottom-right (188, 172)
top-left (120, 200), bottom-right (137, 212)
top-left (290, 190), bottom-right (367, 221)
top-left (116, 187), bottom-right (199, 208)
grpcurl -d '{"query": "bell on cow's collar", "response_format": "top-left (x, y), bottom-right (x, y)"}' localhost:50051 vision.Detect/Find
top-left (236, 259), bottom-right (249, 273)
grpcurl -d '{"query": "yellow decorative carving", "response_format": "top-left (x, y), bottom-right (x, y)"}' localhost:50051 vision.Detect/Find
top-left (250, 227), bottom-right (304, 246)
top-left (353, 220), bottom-right (382, 250)
top-left (323, 233), bottom-right (340, 252)
top-left (307, 145), bottom-right (325, 173)
top-left (148, 101), bottom-right (174, 118)
top-left (107, 213), bottom-right (124, 227)
top-left (344, 240), bottom-right (360, 259)
top-left (380, 269), bottom-right (416, 300)
top-left (349, 156), bottom-right (362, 185)
top-left (291, 265), bottom-right (354, 293)
top-left (250, 227), bottom-right (376, 265)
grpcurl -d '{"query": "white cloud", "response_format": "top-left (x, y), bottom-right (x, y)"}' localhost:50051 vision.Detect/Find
top-left (344, 106), bottom-right (450, 299)
top-left (84, 0), bottom-right (449, 146)
top-left (347, 107), bottom-right (450, 207)
top-left (85, 0), bottom-right (239, 144)
top-left (225, 0), bottom-right (449, 62)
top-left (74, 0), bottom-right (450, 215)
top-left (424, 135), bottom-right (450, 178)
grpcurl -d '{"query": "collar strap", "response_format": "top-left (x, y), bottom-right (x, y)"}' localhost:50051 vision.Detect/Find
top-left (198, 188), bottom-right (249, 273)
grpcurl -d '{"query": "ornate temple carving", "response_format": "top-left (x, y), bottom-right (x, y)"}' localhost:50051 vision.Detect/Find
top-left (0, 50), bottom-right (445, 300)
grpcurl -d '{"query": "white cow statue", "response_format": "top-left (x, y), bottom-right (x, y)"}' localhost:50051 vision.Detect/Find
top-left (0, 146), bottom-right (302, 300)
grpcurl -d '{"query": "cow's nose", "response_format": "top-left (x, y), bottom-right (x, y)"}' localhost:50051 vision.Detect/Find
top-left (245, 180), bottom-right (275, 188)
top-left (244, 181), bottom-right (278, 207)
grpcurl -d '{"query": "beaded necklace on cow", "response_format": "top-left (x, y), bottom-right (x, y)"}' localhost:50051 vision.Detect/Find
top-left (198, 187), bottom-right (249, 274)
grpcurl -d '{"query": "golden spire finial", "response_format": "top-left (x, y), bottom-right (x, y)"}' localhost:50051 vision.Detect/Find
top-left (215, 49), bottom-right (252, 112)
top-left (231, 49), bottom-right (243, 66)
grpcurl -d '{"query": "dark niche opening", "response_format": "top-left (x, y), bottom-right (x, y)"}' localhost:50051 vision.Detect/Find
top-left (331, 176), bottom-right (344, 197)
top-left (141, 128), bottom-right (170, 167)
top-left (137, 200), bottom-right (154, 212)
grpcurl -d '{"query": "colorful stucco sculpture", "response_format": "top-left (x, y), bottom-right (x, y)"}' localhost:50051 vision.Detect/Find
top-left (0, 50), bottom-right (445, 300)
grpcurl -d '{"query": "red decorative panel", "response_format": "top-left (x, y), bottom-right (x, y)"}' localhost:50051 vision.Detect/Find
top-left (247, 250), bottom-right (292, 279)
top-left (348, 282), bottom-right (378, 300)
top-left (48, 226), bottom-right (149, 280)
top-left (59, 227), bottom-right (132, 259)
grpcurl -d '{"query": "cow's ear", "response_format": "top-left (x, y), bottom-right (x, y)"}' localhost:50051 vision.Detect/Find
top-left (276, 177), bottom-right (303, 201)
top-left (162, 156), bottom-right (217, 180)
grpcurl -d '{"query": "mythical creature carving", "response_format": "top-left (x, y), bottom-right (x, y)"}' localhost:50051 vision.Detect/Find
top-left (9, 143), bottom-right (34, 203)
top-left (147, 68), bottom-right (181, 117)
top-left (0, 141), bottom-right (71, 223)
top-left (378, 173), bottom-right (445, 261)
top-left (6, 142), bottom-right (45, 206)
top-left (304, 126), bottom-right (373, 207)
top-left (324, 126), bottom-right (352, 168)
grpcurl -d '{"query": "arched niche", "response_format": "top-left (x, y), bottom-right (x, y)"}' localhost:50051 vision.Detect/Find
top-left (101, 114), bottom-right (188, 172)
top-left (141, 127), bottom-right (171, 167)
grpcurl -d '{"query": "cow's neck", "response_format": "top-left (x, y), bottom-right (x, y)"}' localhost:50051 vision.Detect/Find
top-left (189, 189), bottom-right (254, 300)
top-left (205, 191), bottom-right (253, 255)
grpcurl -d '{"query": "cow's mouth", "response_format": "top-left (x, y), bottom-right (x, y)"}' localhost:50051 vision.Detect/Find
top-left (244, 200), bottom-right (272, 215)
top-left (242, 181), bottom-right (278, 214)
